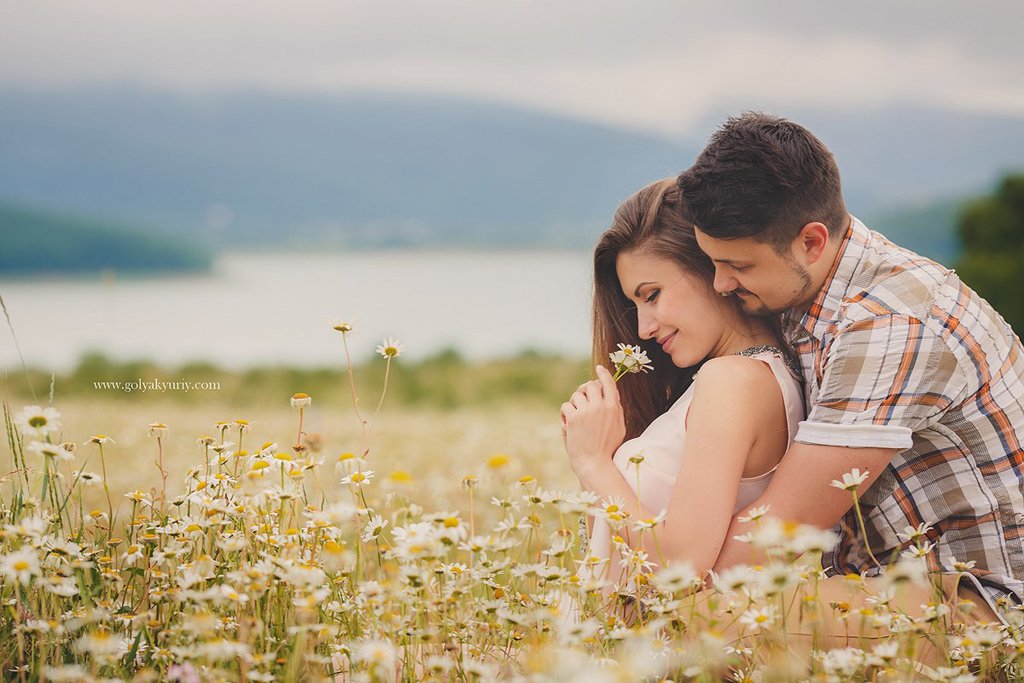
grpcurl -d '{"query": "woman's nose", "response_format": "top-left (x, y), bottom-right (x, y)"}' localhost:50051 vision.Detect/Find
top-left (637, 310), bottom-right (658, 340)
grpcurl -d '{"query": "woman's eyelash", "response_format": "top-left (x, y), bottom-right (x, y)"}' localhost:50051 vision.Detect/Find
top-left (644, 289), bottom-right (660, 303)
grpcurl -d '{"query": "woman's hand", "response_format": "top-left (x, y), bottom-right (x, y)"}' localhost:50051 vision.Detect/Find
top-left (560, 365), bottom-right (626, 479)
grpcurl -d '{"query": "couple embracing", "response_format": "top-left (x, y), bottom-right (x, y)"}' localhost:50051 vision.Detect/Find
top-left (561, 112), bottom-right (1024, 642)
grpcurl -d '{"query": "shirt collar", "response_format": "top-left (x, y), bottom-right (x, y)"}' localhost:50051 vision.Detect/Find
top-left (782, 215), bottom-right (870, 344)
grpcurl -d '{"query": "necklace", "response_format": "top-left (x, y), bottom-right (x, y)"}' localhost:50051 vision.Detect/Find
top-left (736, 344), bottom-right (802, 378)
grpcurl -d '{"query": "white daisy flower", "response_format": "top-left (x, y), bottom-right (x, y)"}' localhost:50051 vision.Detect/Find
top-left (0, 548), bottom-right (41, 586)
top-left (376, 336), bottom-right (404, 358)
top-left (14, 405), bottom-right (62, 439)
top-left (830, 468), bottom-right (869, 491)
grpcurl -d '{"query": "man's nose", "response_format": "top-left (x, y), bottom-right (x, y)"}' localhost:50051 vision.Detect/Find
top-left (713, 267), bottom-right (737, 295)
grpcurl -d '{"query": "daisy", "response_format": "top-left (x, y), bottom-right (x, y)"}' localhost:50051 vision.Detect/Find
top-left (738, 605), bottom-right (777, 632)
top-left (737, 504), bottom-right (771, 523)
top-left (652, 561), bottom-right (700, 593)
top-left (27, 440), bottom-right (75, 462)
top-left (147, 422), bottom-right (168, 437)
top-left (361, 515), bottom-right (388, 543)
top-left (376, 337), bottom-right (404, 358)
top-left (830, 468), bottom-right (869, 491)
top-left (353, 638), bottom-right (396, 670)
top-left (75, 471), bottom-right (102, 486)
top-left (0, 547), bottom-right (40, 586)
top-left (14, 405), bottom-right (62, 439)
top-left (609, 343), bottom-right (653, 379)
top-left (340, 469), bottom-right (375, 487)
top-left (121, 545), bottom-right (145, 564)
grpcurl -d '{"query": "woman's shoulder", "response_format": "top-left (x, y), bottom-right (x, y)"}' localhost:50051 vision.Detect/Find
top-left (693, 353), bottom-right (779, 388)
top-left (690, 354), bottom-right (787, 420)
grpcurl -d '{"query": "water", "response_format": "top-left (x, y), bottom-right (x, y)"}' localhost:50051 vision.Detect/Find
top-left (0, 250), bottom-right (594, 371)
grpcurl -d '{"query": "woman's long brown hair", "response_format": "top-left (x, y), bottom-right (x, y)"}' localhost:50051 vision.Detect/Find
top-left (592, 178), bottom-right (719, 440)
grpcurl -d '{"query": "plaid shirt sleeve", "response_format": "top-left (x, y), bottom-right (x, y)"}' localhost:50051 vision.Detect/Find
top-left (796, 315), bottom-right (969, 449)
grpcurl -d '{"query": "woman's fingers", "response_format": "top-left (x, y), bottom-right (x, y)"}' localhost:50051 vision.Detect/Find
top-left (595, 365), bottom-right (619, 404)
top-left (581, 379), bottom-right (603, 400)
top-left (566, 377), bottom-right (610, 412)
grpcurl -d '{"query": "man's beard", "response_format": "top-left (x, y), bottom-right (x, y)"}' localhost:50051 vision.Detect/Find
top-left (736, 263), bottom-right (815, 317)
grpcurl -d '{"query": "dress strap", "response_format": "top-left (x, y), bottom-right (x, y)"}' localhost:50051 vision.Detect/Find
top-left (735, 344), bottom-right (801, 378)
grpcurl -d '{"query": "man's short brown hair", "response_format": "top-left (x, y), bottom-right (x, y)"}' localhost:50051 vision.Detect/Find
top-left (677, 112), bottom-right (848, 252)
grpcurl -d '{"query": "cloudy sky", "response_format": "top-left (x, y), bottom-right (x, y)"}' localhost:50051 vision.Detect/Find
top-left (2, 0), bottom-right (1022, 137)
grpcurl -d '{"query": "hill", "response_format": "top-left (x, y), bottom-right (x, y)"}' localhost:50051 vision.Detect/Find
top-left (0, 88), bottom-right (1020, 256)
top-left (0, 88), bottom-right (694, 250)
top-left (0, 203), bottom-right (212, 276)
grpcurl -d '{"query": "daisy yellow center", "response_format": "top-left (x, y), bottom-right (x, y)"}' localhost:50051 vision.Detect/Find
top-left (351, 473), bottom-right (365, 483)
top-left (13, 560), bottom-right (30, 571)
top-left (28, 415), bottom-right (48, 428)
top-left (443, 517), bottom-right (459, 528)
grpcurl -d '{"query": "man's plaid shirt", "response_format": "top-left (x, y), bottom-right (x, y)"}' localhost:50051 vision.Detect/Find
top-left (781, 217), bottom-right (1024, 602)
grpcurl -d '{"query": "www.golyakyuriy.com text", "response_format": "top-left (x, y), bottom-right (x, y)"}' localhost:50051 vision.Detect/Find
top-left (92, 378), bottom-right (222, 394)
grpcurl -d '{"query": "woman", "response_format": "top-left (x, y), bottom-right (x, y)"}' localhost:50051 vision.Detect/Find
top-left (561, 178), bottom-right (804, 590)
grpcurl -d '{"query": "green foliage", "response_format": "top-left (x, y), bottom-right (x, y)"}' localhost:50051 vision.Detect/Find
top-left (0, 203), bottom-right (213, 275)
top-left (955, 174), bottom-right (1024, 333)
top-left (6, 349), bottom-right (593, 412)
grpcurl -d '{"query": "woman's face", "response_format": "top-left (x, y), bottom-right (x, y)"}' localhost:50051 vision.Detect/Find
top-left (615, 249), bottom-right (732, 368)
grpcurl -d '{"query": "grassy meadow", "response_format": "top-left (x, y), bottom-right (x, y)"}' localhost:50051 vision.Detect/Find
top-left (2, 345), bottom-right (1022, 681)
top-left (3, 350), bottom-right (588, 510)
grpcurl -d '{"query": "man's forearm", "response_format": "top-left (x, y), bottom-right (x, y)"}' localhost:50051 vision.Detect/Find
top-left (713, 441), bottom-right (898, 571)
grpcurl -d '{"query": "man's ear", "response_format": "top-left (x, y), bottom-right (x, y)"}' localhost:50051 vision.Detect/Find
top-left (794, 222), bottom-right (830, 265)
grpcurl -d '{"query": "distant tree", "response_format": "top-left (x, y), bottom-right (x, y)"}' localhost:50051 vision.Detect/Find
top-left (956, 173), bottom-right (1024, 334)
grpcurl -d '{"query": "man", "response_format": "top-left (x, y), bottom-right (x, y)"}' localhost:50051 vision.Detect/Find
top-left (678, 112), bottom-right (1024, 610)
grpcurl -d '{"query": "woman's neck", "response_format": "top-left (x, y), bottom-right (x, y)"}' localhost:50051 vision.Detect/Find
top-left (709, 319), bottom-right (781, 359)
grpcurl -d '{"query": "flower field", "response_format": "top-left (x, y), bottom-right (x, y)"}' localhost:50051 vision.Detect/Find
top-left (1, 334), bottom-right (1022, 682)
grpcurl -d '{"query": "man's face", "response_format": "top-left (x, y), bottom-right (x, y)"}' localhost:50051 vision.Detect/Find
top-left (693, 227), bottom-right (818, 316)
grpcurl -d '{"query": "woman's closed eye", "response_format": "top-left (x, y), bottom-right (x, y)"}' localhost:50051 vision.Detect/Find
top-left (644, 289), bottom-right (661, 304)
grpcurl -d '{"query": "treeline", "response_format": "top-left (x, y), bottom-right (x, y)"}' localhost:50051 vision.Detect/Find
top-left (955, 173), bottom-right (1024, 333)
top-left (2, 350), bottom-right (592, 410)
top-left (0, 203), bottom-right (212, 276)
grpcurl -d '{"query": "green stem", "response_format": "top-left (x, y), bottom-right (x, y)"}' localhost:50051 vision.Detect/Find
top-left (851, 490), bottom-right (882, 570)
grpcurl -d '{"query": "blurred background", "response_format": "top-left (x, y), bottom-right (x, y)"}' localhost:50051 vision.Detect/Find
top-left (1, 0), bottom-right (1023, 418)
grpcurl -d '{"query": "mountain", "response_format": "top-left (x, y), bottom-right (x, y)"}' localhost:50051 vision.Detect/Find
top-left (0, 88), bottom-right (694, 249)
top-left (0, 87), bottom-right (1020, 254)
top-left (869, 196), bottom-right (965, 266)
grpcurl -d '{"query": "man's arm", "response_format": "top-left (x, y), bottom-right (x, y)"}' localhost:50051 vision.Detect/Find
top-left (714, 441), bottom-right (899, 570)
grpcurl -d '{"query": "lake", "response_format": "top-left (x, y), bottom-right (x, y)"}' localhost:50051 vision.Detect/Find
top-left (0, 250), bottom-right (594, 371)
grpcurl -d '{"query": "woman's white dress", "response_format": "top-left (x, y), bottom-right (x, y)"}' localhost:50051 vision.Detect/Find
top-left (583, 348), bottom-right (805, 582)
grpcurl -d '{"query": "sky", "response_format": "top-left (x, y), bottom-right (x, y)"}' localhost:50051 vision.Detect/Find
top-left (2, 1), bottom-right (1022, 138)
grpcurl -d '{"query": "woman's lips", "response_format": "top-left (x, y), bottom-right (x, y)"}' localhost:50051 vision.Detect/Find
top-left (660, 332), bottom-right (676, 353)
